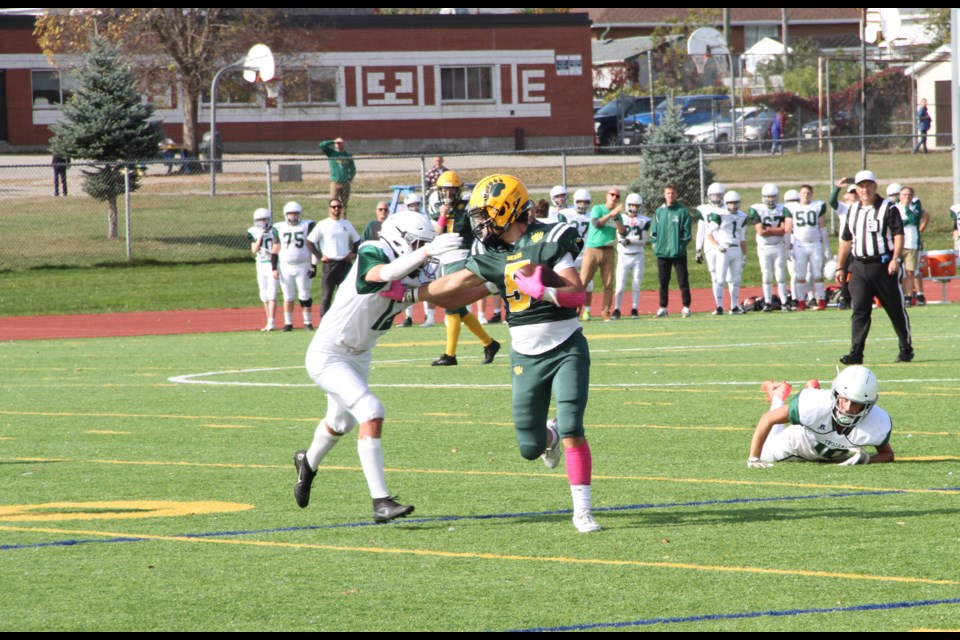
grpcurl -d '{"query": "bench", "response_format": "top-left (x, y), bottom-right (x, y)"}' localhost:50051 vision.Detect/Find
top-left (922, 275), bottom-right (960, 303)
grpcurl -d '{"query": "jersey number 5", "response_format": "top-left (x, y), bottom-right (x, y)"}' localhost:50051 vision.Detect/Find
top-left (504, 260), bottom-right (532, 314)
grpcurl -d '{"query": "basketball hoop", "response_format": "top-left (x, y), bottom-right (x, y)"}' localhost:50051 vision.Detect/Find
top-left (692, 53), bottom-right (711, 75)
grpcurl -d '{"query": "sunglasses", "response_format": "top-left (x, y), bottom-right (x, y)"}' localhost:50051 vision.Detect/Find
top-left (377, 207), bottom-right (388, 211)
top-left (330, 204), bottom-right (343, 209)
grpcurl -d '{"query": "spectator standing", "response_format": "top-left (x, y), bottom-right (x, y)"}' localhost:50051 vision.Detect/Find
top-left (580, 188), bottom-right (626, 321)
top-left (362, 201), bottom-right (390, 242)
top-left (650, 184), bottom-right (693, 318)
top-left (53, 153), bottom-right (70, 196)
top-left (770, 109), bottom-right (786, 155)
top-left (424, 155), bottom-right (447, 195)
top-left (319, 137), bottom-right (357, 213)
top-left (914, 98), bottom-right (932, 154)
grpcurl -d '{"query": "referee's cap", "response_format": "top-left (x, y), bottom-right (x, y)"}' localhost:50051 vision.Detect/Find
top-left (854, 170), bottom-right (877, 185)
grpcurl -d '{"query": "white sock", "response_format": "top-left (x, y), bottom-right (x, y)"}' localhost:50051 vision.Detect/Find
top-left (284, 311), bottom-right (294, 325)
top-left (571, 484), bottom-right (592, 513)
top-left (762, 284), bottom-right (772, 304)
top-left (306, 422), bottom-right (341, 469)
top-left (425, 307), bottom-right (435, 322)
top-left (405, 307), bottom-right (413, 319)
top-left (303, 310), bottom-right (312, 325)
top-left (358, 437), bottom-right (389, 500)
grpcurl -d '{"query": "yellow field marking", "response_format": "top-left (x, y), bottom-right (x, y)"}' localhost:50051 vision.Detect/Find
top-left (6, 456), bottom-right (958, 496)
top-left (200, 424), bottom-right (252, 430)
top-left (0, 523), bottom-right (953, 586)
top-left (0, 437), bottom-right (14, 441)
top-left (0, 500), bottom-right (252, 522)
top-left (86, 430), bottom-right (131, 435)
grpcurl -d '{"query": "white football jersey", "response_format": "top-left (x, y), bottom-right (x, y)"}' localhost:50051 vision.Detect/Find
top-left (750, 203), bottom-right (787, 246)
top-left (618, 214), bottom-right (650, 255)
top-left (309, 241), bottom-right (431, 355)
top-left (707, 210), bottom-right (748, 248)
top-left (247, 225), bottom-right (277, 264)
top-left (788, 388), bottom-right (892, 460)
top-left (275, 219), bottom-right (315, 264)
top-left (786, 201), bottom-right (826, 243)
top-left (556, 208), bottom-right (590, 240)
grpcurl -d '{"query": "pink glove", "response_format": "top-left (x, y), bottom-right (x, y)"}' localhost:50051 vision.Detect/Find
top-left (379, 280), bottom-right (406, 302)
top-left (513, 265), bottom-right (546, 300)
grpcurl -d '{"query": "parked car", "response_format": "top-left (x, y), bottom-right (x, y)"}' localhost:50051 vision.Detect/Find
top-left (593, 94), bottom-right (665, 148)
top-left (801, 111), bottom-right (851, 139)
top-left (622, 94), bottom-right (731, 145)
top-left (685, 106), bottom-right (776, 152)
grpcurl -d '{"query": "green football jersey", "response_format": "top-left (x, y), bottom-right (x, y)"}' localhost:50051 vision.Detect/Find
top-left (465, 222), bottom-right (582, 327)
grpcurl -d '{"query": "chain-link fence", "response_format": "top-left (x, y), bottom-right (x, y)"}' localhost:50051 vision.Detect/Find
top-left (1, 134), bottom-right (955, 271)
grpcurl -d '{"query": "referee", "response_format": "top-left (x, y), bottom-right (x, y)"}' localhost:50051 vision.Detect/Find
top-left (834, 170), bottom-right (913, 364)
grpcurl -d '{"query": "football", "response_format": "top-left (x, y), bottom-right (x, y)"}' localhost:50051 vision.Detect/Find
top-left (515, 263), bottom-right (569, 287)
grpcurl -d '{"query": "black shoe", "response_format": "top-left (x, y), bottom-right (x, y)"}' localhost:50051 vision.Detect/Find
top-left (487, 313), bottom-right (503, 324)
top-left (712, 306), bottom-right (723, 316)
top-left (432, 354), bottom-right (458, 366)
top-left (916, 294), bottom-right (926, 306)
top-left (373, 496), bottom-right (414, 523)
top-left (630, 308), bottom-right (639, 317)
top-left (895, 350), bottom-right (914, 363)
top-left (761, 304), bottom-right (772, 313)
top-left (282, 324), bottom-right (293, 332)
top-left (293, 450), bottom-right (316, 509)
top-left (401, 317), bottom-right (413, 327)
top-left (305, 323), bottom-right (314, 331)
top-left (482, 340), bottom-right (501, 364)
top-left (840, 353), bottom-right (863, 365)
top-left (612, 309), bottom-right (621, 320)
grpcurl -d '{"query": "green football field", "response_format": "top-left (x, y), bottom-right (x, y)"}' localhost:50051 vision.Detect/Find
top-left (1, 307), bottom-right (959, 631)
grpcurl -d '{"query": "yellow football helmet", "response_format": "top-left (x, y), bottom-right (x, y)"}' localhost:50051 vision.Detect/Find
top-left (436, 170), bottom-right (463, 205)
top-left (467, 174), bottom-right (533, 247)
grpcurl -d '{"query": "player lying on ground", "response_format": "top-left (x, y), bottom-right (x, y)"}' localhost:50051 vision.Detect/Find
top-left (748, 365), bottom-right (895, 467)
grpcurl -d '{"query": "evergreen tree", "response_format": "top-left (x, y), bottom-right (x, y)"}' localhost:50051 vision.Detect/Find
top-left (629, 104), bottom-right (714, 212)
top-left (50, 37), bottom-right (164, 239)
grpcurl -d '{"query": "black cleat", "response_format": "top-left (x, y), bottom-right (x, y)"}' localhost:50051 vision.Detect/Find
top-left (293, 450), bottom-right (316, 509)
top-left (840, 353), bottom-right (863, 365)
top-left (487, 313), bottom-right (503, 324)
top-left (611, 309), bottom-right (621, 320)
top-left (401, 317), bottom-right (413, 327)
top-left (305, 323), bottom-right (314, 331)
top-left (761, 304), bottom-right (772, 313)
top-left (432, 354), bottom-right (458, 366)
top-left (630, 308), bottom-right (639, 318)
top-left (482, 339), bottom-right (501, 364)
top-left (282, 324), bottom-right (293, 332)
top-left (916, 294), bottom-right (927, 306)
top-left (712, 306), bottom-right (723, 316)
top-left (895, 349), bottom-right (915, 363)
top-left (373, 496), bottom-right (414, 523)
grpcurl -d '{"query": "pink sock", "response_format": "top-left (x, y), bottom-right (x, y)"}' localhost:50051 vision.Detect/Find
top-left (565, 441), bottom-right (592, 486)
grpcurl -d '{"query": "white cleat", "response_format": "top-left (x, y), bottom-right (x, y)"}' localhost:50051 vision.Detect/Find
top-left (421, 318), bottom-right (436, 328)
top-left (681, 306), bottom-right (692, 318)
top-left (541, 419), bottom-right (562, 469)
top-left (478, 314), bottom-right (488, 325)
top-left (573, 510), bottom-right (602, 533)
top-left (655, 307), bottom-right (668, 318)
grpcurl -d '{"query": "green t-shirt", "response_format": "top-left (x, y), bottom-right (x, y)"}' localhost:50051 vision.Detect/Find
top-left (586, 205), bottom-right (621, 248)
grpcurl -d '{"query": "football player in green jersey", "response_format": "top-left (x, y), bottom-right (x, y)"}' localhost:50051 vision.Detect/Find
top-left (383, 174), bottom-right (602, 533)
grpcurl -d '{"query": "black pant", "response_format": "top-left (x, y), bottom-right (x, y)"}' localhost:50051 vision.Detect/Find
top-left (320, 259), bottom-right (353, 316)
top-left (54, 167), bottom-right (68, 196)
top-left (847, 259), bottom-right (912, 357)
top-left (839, 254), bottom-right (852, 305)
top-left (657, 256), bottom-right (691, 309)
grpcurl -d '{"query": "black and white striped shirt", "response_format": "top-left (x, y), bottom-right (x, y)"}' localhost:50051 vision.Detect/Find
top-left (841, 195), bottom-right (904, 259)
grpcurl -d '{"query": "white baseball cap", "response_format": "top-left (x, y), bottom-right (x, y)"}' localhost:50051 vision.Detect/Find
top-left (854, 170), bottom-right (877, 184)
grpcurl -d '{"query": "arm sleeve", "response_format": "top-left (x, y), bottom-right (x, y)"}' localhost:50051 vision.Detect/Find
top-left (829, 187), bottom-right (840, 211)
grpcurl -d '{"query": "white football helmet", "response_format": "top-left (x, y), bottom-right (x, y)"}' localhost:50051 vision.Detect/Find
top-left (831, 365), bottom-right (878, 433)
top-left (573, 188), bottom-right (592, 214)
top-left (253, 207), bottom-right (272, 229)
top-left (550, 185), bottom-right (568, 209)
top-left (707, 182), bottom-right (725, 205)
top-left (723, 191), bottom-right (741, 211)
top-left (761, 183), bottom-right (779, 206)
top-left (625, 192), bottom-right (642, 214)
top-left (783, 189), bottom-right (800, 203)
top-left (886, 182), bottom-right (903, 201)
top-left (404, 192), bottom-right (422, 212)
top-left (380, 210), bottom-right (436, 257)
top-left (823, 258), bottom-right (838, 280)
top-left (283, 201), bottom-right (302, 225)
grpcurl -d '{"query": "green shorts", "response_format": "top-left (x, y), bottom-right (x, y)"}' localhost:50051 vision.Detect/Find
top-left (509, 328), bottom-right (590, 460)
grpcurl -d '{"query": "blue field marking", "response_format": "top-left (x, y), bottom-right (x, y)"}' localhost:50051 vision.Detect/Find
top-left (6, 488), bottom-right (956, 552)
top-left (510, 597), bottom-right (960, 632)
